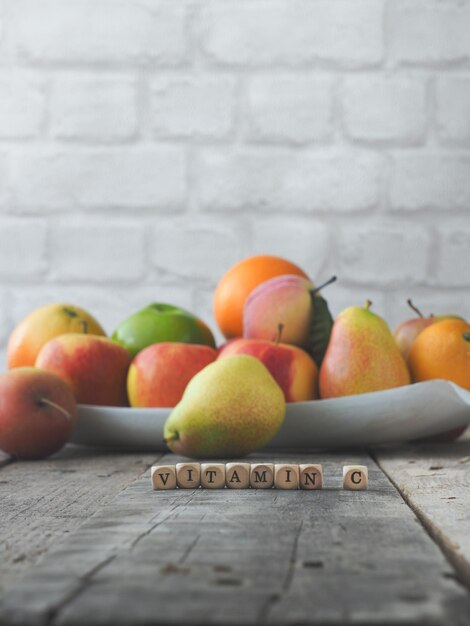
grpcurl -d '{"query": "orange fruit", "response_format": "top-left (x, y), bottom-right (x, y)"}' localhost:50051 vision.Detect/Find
top-left (408, 319), bottom-right (470, 390)
top-left (213, 255), bottom-right (309, 339)
top-left (8, 303), bottom-right (106, 369)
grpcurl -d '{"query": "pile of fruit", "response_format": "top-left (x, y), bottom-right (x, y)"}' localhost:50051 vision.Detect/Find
top-left (0, 254), bottom-right (469, 460)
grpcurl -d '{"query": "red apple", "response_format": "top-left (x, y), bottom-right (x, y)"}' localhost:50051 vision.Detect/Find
top-left (127, 342), bottom-right (217, 408)
top-left (0, 367), bottom-right (77, 459)
top-left (36, 334), bottom-right (131, 406)
top-left (217, 336), bottom-right (318, 402)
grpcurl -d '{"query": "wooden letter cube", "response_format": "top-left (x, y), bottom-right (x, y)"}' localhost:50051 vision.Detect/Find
top-left (151, 465), bottom-right (176, 490)
top-left (274, 464), bottom-right (299, 489)
top-left (343, 465), bottom-right (368, 490)
top-left (299, 464), bottom-right (323, 490)
top-left (226, 463), bottom-right (251, 489)
top-left (250, 463), bottom-right (274, 489)
top-left (176, 463), bottom-right (201, 489)
top-left (201, 463), bottom-right (226, 489)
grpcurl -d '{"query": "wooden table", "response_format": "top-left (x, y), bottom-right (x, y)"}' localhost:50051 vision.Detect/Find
top-left (1, 434), bottom-right (470, 626)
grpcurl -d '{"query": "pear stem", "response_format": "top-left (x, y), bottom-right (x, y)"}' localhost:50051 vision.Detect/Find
top-left (407, 299), bottom-right (424, 319)
top-left (38, 398), bottom-right (72, 421)
top-left (275, 323), bottom-right (284, 345)
top-left (310, 275), bottom-right (337, 296)
top-left (163, 433), bottom-right (179, 444)
top-left (365, 300), bottom-right (372, 311)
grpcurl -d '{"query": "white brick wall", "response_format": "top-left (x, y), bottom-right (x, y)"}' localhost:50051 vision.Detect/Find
top-left (50, 76), bottom-right (138, 142)
top-left (246, 76), bottom-right (334, 145)
top-left (343, 76), bottom-right (427, 144)
top-left (150, 77), bottom-right (236, 139)
top-left (0, 0), bottom-right (469, 365)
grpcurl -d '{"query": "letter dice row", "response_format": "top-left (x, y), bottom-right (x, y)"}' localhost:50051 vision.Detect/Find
top-left (151, 463), bottom-right (368, 491)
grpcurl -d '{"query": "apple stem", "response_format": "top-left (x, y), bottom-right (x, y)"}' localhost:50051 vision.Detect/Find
top-left (364, 300), bottom-right (372, 311)
top-left (38, 398), bottom-right (72, 421)
top-left (275, 323), bottom-right (284, 345)
top-left (310, 275), bottom-right (337, 296)
top-left (407, 299), bottom-right (425, 319)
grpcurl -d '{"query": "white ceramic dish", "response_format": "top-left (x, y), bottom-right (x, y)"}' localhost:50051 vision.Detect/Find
top-left (71, 380), bottom-right (470, 451)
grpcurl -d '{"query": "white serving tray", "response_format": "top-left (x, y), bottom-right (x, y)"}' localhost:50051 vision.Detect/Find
top-left (71, 380), bottom-right (470, 451)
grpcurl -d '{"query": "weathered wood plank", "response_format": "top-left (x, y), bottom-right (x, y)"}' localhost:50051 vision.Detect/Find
top-left (0, 444), bottom-right (160, 592)
top-left (0, 451), bottom-right (468, 626)
top-left (374, 433), bottom-right (470, 591)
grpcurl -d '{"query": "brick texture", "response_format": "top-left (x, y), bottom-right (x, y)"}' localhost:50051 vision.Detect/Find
top-left (246, 76), bottom-right (334, 144)
top-left (338, 224), bottom-right (431, 286)
top-left (12, 148), bottom-right (187, 210)
top-left (49, 221), bottom-right (145, 281)
top-left (0, 73), bottom-right (45, 139)
top-left (150, 76), bottom-right (236, 139)
top-left (389, 154), bottom-right (470, 211)
top-left (435, 77), bottom-right (470, 145)
top-left (201, 1), bottom-right (383, 67)
top-left (12, 0), bottom-right (189, 65)
top-left (0, 219), bottom-right (47, 278)
top-left (0, 0), bottom-right (469, 361)
top-left (388, 0), bottom-right (470, 66)
top-left (343, 76), bottom-right (427, 144)
top-left (197, 149), bottom-right (382, 212)
top-left (50, 76), bottom-right (138, 142)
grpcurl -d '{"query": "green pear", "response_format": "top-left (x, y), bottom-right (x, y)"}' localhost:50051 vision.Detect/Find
top-left (163, 355), bottom-right (285, 458)
top-left (319, 301), bottom-right (411, 398)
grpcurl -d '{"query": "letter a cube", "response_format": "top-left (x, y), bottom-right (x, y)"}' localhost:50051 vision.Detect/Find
top-left (226, 463), bottom-right (251, 489)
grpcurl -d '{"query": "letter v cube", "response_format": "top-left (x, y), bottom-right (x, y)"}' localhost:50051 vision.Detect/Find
top-left (151, 465), bottom-right (177, 490)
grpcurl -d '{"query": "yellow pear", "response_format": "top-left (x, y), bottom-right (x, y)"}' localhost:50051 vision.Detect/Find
top-left (163, 355), bottom-right (285, 458)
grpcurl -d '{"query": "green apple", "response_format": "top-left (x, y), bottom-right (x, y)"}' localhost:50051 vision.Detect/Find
top-left (112, 303), bottom-right (216, 358)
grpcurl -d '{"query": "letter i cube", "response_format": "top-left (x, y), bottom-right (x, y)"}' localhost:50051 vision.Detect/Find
top-left (176, 463), bottom-right (201, 488)
top-left (274, 464), bottom-right (299, 489)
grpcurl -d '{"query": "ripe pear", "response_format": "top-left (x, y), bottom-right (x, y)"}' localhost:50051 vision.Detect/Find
top-left (163, 355), bottom-right (286, 458)
top-left (319, 301), bottom-right (411, 399)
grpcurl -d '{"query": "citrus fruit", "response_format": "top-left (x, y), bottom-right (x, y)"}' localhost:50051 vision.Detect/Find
top-left (213, 255), bottom-right (310, 339)
top-left (408, 319), bottom-right (470, 390)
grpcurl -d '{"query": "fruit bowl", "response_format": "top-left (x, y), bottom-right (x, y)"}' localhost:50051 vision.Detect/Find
top-left (71, 380), bottom-right (470, 451)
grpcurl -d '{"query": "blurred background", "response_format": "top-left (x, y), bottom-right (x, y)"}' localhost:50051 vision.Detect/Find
top-left (0, 0), bottom-right (469, 363)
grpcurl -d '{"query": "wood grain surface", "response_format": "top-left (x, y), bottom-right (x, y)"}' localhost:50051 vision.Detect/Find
top-left (0, 446), bottom-right (160, 593)
top-left (0, 448), bottom-right (469, 625)
top-left (375, 433), bottom-right (470, 590)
